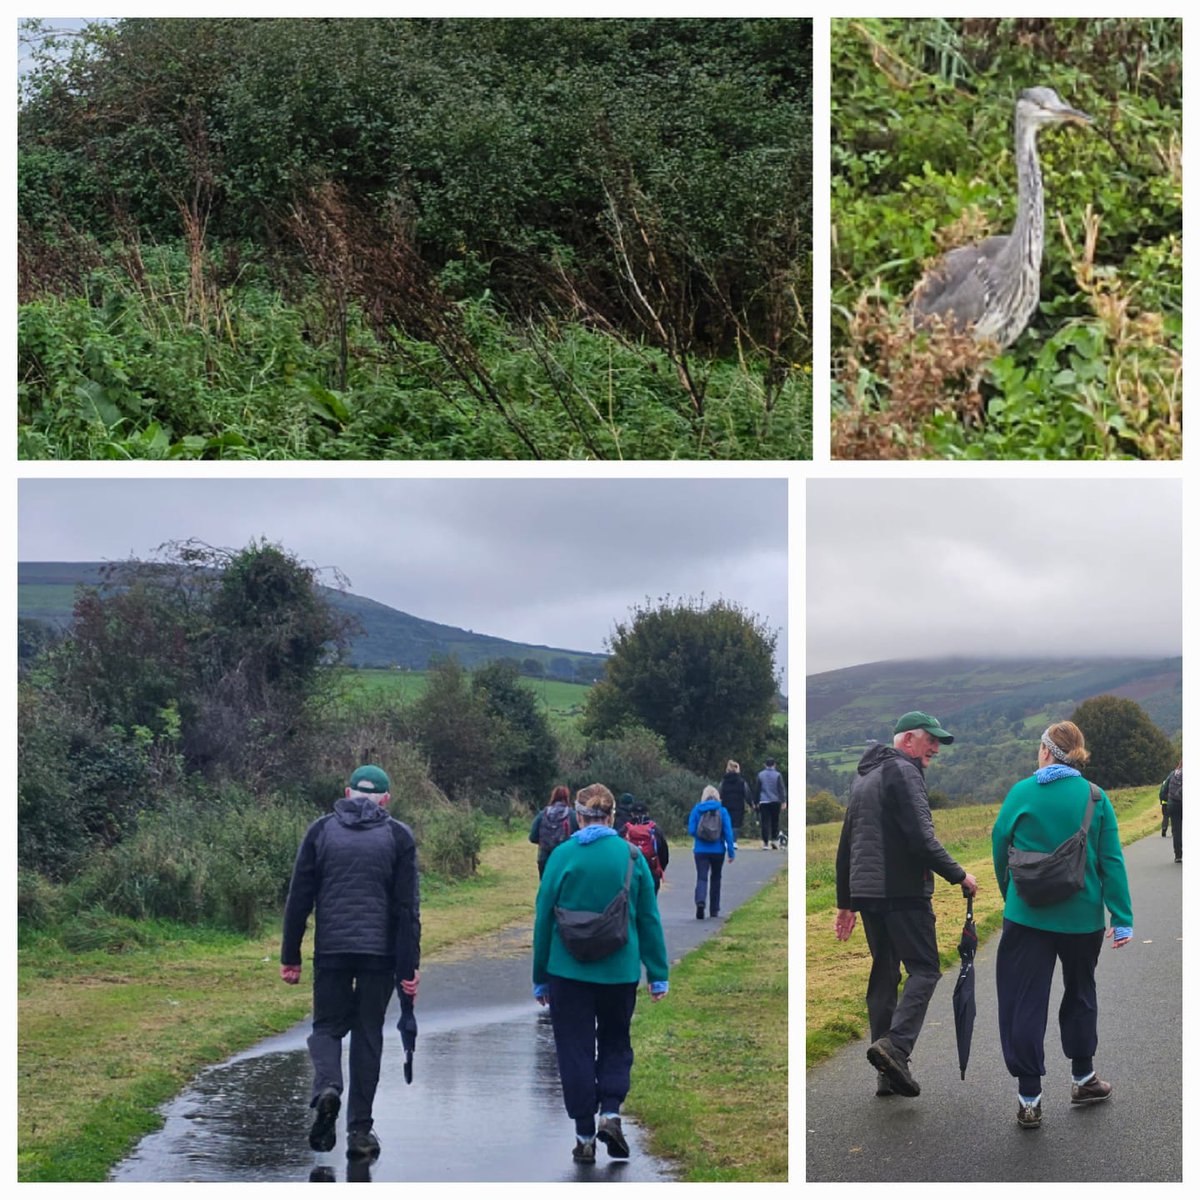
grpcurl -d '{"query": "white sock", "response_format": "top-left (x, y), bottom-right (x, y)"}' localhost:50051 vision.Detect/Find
top-left (1072, 1071), bottom-right (1096, 1086)
top-left (1019, 1093), bottom-right (1041, 1106)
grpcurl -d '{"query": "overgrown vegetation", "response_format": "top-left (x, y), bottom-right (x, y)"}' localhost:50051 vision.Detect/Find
top-left (830, 18), bottom-right (1181, 459)
top-left (18, 17), bottom-right (813, 459)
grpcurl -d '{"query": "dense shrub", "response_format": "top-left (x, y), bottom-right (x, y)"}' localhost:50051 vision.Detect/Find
top-left (18, 18), bottom-right (813, 460)
top-left (416, 807), bottom-right (483, 880)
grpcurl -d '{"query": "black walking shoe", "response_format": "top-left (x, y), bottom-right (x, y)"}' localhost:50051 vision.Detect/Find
top-left (866, 1037), bottom-right (920, 1097)
top-left (572, 1138), bottom-right (596, 1164)
top-left (346, 1126), bottom-right (381, 1160)
top-left (308, 1087), bottom-right (341, 1152)
top-left (1017, 1101), bottom-right (1042, 1129)
top-left (696, 904), bottom-right (705, 919)
top-left (875, 1071), bottom-right (894, 1097)
top-left (1070, 1075), bottom-right (1112, 1104)
top-left (597, 1115), bottom-right (630, 1159)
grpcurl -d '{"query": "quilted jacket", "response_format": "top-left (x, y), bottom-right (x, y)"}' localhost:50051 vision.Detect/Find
top-left (281, 794), bottom-right (420, 981)
top-left (835, 742), bottom-right (966, 909)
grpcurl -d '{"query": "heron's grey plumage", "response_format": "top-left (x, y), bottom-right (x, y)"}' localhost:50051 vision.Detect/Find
top-left (911, 87), bottom-right (1091, 348)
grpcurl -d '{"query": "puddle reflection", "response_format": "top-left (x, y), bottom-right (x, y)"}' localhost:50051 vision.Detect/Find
top-left (114, 1011), bottom-right (674, 1183)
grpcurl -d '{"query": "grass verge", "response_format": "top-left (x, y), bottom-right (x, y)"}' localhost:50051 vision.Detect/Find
top-left (18, 833), bottom-right (541, 1182)
top-left (805, 787), bottom-right (1161, 1069)
top-left (625, 867), bottom-right (787, 1181)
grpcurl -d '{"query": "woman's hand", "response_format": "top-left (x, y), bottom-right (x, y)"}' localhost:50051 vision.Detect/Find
top-left (1106, 928), bottom-right (1132, 949)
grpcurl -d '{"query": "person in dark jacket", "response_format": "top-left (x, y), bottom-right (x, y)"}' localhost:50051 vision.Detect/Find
top-left (991, 721), bottom-right (1133, 1130)
top-left (718, 760), bottom-right (751, 835)
top-left (834, 712), bottom-right (977, 1099)
top-left (614, 792), bottom-right (636, 836)
top-left (281, 764), bottom-right (421, 1161)
top-left (533, 783), bottom-right (669, 1164)
top-left (621, 798), bottom-right (670, 893)
top-left (530, 784), bottom-right (580, 878)
top-left (1165, 760), bottom-right (1182, 863)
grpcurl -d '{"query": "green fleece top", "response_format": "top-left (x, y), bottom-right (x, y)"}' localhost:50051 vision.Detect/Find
top-left (533, 832), bottom-right (670, 987)
top-left (992, 774), bottom-right (1133, 933)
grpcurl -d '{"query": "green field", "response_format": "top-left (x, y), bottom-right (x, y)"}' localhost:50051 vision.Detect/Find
top-left (339, 668), bottom-right (592, 726)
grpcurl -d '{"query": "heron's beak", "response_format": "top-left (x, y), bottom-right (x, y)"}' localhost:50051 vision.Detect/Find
top-left (1060, 107), bottom-right (1092, 127)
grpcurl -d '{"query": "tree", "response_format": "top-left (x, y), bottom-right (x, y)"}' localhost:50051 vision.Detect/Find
top-left (806, 790), bottom-right (844, 825)
top-left (471, 659), bottom-right (558, 803)
top-left (582, 597), bottom-right (778, 775)
top-left (1069, 695), bottom-right (1176, 791)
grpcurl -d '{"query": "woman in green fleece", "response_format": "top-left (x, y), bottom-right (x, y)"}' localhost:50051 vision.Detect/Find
top-left (533, 782), bottom-right (670, 1165)
top-left (991, 720), bottom-right (1133, 1131)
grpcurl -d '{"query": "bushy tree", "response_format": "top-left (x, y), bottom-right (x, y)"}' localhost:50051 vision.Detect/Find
top-left (1069, 695), bottom-right (1176, 790)
top-left (471, 659), bottom-right (558, 804)
top-left (806, 790), bottom-right (844, 825)
top-left (582, 597), bottom-right (779, 775)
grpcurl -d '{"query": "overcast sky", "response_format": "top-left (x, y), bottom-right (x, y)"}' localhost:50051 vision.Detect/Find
top-left (807, 478), bottom-right (1182, 675)
top-left (19, 477), bottom-right (789, 686)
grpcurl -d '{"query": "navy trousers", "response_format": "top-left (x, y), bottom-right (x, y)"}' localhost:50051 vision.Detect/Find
top-left (859, 903), bottom-right (942, 1057)
top-left (693, 852), bottom-right (725, 914)
top-left (308, 966), bottom-right (394, 1131)
top-left (995, 919), bottom-right (1104, 1095)
top-left (547, 975), bottom-right (638, 1130)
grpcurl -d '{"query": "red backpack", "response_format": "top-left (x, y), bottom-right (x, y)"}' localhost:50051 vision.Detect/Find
top-left (622, 821), bottom-right (663, 881)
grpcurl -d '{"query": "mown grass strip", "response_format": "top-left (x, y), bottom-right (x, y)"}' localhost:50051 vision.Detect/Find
top-left (805, 787), bottom-right (1160, 1069)
top-left (625, 867), bottom-right (788, 1182)
top-left (18, 834), bottom-right (543, 1182)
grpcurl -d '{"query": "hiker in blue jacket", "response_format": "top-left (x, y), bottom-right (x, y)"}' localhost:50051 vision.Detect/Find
top-left (687, 785), bottom-right (735, 920)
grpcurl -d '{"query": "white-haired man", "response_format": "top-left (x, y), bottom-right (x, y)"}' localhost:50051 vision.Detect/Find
top-left (281, 764), bottom-right (421, 1161)
top-left (833, 712), bottom-right (978, 1098)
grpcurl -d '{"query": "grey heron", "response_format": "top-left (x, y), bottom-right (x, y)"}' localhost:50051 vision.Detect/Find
top-left (910, 87), bottom-right (1092, 348)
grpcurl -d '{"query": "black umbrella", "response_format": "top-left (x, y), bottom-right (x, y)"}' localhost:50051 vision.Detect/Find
top-left (398, 992), bottom-right (417, 1084)
top-left (952, 892), bottom-right (978, 1080)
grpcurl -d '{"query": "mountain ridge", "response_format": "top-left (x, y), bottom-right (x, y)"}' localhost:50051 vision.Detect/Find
top-left (18, 560), bottom-right (608, 680)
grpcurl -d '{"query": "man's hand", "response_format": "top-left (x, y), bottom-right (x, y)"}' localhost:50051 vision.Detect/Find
top-left (960, 872), bottom-right (979, 897)
top-left (835, 908), bottom-right (856, 941)
top-left (280, 964), bottom-right (301, 985)
top-left (400, 969), bottom-right (420, 998)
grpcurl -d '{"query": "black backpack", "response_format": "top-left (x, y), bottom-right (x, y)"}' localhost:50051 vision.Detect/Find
top-left (538, 803), bottom-right (572, 854)
top-left (697, 806), bottom-right (724, 843)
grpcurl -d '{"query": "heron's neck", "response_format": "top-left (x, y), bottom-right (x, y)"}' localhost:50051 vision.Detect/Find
top-left (1006, 118), bottom-right (1044, 273)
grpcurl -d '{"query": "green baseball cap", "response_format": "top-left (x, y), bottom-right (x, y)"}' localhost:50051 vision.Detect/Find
top-left (893, 711), bottom-right (954, 744)
top-left (349, 764), bottom-right (391, 794)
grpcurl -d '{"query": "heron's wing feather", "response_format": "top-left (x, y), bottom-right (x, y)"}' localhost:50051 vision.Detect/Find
top-left (911, 237), bottom-right (1009, 331)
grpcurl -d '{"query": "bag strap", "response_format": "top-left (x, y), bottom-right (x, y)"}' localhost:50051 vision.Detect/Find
top-left (1081, 782), bottom-right (1100, 834)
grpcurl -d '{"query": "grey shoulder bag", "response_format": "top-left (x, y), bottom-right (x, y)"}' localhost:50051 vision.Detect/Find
top-left (553, 844), bottom-right (638, 962)
top-left (1007, 782), bottom-right (1099, 908)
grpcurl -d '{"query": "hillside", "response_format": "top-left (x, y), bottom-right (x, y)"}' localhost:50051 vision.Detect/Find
top-left (806, 655), bottom-right (1181, 804)
top-left (18, 561), bottom-right (608, 680)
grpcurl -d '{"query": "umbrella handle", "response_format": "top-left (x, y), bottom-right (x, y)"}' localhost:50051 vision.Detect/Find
top-left (965, 893), bottom-right (974, 920)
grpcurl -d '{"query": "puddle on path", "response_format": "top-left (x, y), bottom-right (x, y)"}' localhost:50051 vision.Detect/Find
top-left (114, 1004), bottom-right (676, 1183)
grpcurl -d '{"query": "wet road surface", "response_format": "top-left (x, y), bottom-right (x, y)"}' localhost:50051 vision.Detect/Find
top-left (806, 832), bottom-right (1181, 1182)
top-left (114, 842), bottom-right (787, 1182)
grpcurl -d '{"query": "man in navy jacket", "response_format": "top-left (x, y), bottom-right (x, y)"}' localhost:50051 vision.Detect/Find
top-left (281, 764), bottom-right (421, 1160)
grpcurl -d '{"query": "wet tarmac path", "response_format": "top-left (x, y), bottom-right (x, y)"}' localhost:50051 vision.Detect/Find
top-left (806, 832), bottom-right (1181, 1182)
top-left (113, 842), bottom-right (787, 1182)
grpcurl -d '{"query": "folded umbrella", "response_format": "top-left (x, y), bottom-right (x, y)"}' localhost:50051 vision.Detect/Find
top-left (398, 991), bottom-right (417, 1084)
top-left (952, 892), bottom-right (978, 1080)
